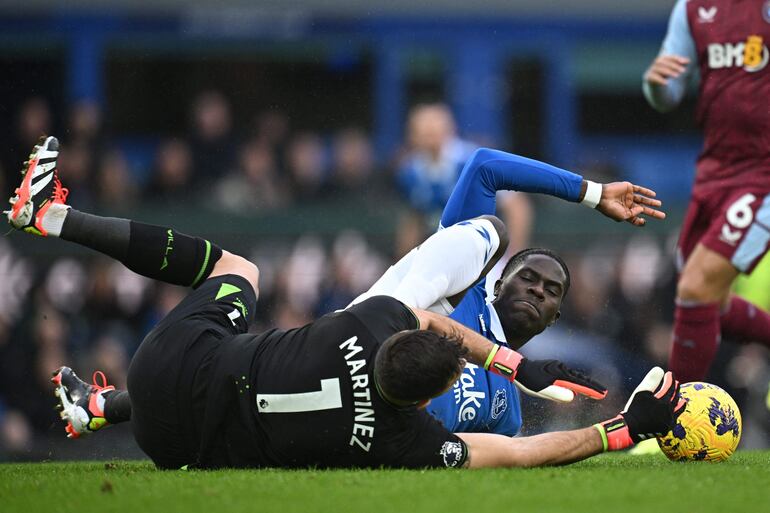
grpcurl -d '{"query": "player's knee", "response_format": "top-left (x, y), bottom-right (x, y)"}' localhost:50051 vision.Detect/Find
top-left (234, 255), bottom-right (260, 294)
top-left (474, 214), bottom-right (509, 258)
top-left (213, 251), bottom-right (260, 295)
top-left (677, 265), bottom-right (729, 303)
top-left (676, 271), bottom-right (708, 302)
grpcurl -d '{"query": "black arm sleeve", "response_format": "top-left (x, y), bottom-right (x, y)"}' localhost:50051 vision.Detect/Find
top-left (344, 295), bottom-right (420, 343)
top-left (398, 412), bottom-right (469, 469)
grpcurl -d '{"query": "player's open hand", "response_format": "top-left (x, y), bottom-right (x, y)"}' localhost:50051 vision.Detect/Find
top-left (620, 367), bottom-right (686, 443)
top-left (596, 367), bottom-right (686, 451)
top-left (644, 54), bottom-right (690, 86)
top-left (597, 181), bottom-right (665, 227)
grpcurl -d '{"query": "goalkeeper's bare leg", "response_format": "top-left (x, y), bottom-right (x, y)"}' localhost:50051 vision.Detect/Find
top-left (6, 136), bottom-right (259, 438)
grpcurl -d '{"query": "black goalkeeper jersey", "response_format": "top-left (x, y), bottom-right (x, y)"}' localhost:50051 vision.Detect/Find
top-left (198, 296), bottom-right (468, 469)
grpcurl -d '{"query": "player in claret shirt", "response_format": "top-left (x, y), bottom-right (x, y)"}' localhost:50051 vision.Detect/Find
top-left (10, 136), bottom-right (680, 469)
top-left (644, 0), bottom-right (770, 382)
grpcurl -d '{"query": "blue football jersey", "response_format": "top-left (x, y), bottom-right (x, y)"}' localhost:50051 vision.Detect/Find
top-left (427, 281), bottom-right (522, 436)
top-left (427, 147), bottom-right (584, 437)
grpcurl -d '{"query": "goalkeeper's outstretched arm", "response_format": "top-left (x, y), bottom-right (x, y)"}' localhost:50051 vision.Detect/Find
top-left (458, 428), bottom-right (603, 468)
top-left (457, 367), bottom-right (686, 468)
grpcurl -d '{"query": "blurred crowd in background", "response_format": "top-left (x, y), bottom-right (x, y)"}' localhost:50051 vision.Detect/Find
top-left (1, 90), bottom-right (769, 461)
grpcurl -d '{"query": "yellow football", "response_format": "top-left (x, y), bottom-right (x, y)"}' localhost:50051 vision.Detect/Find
top-left (657, 382), bottom-right (741, 462)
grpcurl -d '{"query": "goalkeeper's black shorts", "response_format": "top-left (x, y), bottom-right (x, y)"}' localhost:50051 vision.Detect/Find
top-left (126, 274), bottom-right (257, 469)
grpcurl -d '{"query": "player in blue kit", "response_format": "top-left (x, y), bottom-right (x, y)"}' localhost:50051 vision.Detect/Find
top-left (427, 248), bottom-right (569, 436)
top-left (353, 147), bottom-right (666, 435)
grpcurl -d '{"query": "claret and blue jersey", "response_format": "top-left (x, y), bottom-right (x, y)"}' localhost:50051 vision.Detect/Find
top-left (426, 148), bottom-right (584, 436)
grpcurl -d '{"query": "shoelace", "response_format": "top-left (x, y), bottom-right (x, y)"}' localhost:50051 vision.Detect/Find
top-left (52, 176), bottom-right (69, 204)
top-left (92, 370), bottom-right (114, 392)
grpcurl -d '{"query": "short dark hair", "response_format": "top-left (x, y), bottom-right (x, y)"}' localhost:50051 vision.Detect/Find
top-left (500, 248), bottom-right (571, 297)
top-left (374, 330), bottom-right (467, 404)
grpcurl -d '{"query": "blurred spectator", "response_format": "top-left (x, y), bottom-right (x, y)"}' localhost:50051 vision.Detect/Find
top-left (66, 100), bottom-right (104, 148)
top-left (57, 141), bottom-right (95, 209)
top-left (189, 90), bottom-right (236, 186)
top-left (283, 235), bottom-right (327, 313)
top-left (602, 234), bottom-right (670, 356)
top-left (330, 128), bottom-right (374, 191)
top-left (147, 138), bottom-right (194, 202)
top-left (392, 103), bottom-right (477, 259)
top-left (33, 304), bottom-right (69, 394)
top-left (267, 237), bottom-right (328, 330)
top-left (645, 321), bottom-right (674, 366)
top-left (327, 127), bottom-right (396, 205)
top-left (618, 233), bottom-right (665, 304)
top-left (18, 98), bottom-right (52, 149)
top-left (317, 231), bottom-right (386, 315)
top-left (3, 98), bottom-right (52, 193)
top-left (253, 109), bottom-right (291, 169)
top-left (396, 103), bottom-right (476, 214)
top-left (213, 138), bottom-right (288, 212)
top-left (96, 149), bottom-right (137, 210)
top-left (285, 132), bottom-right (328, 201)
top-left (0, 407), bottom-right (32, 460)
top-left (110, 262), bottom-right (152, 320)
top-left (84, 259), bottom-right (128, 324)
top-left (562, 246), bottom-right (623, 338)
top-left (90, 334), bottom-right (129, 389)
top-left (0, 241), bottom-right (33, 329)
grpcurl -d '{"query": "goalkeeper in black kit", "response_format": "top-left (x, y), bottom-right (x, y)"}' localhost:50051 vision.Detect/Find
top-left (7, 136), bottom-right (685, 469)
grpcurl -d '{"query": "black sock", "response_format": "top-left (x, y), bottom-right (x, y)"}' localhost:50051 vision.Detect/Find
top-left (103, 390), bottom-right (132, 424)
top-left (60, 209), bottom-right (222, 287)
top-left (60, 209), bottom-right (130, 261)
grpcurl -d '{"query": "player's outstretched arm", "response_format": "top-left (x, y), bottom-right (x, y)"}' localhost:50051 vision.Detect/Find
top-left (456, 367), bottom-right (685, 468)
top-left (458, 428), bottom-right (603, 468)
top-left (440, 148), bottom-right (665, 229)
top-left (413, 308), bottom-right (607, 402)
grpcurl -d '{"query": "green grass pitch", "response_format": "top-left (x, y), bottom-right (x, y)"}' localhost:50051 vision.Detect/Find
top-left (3, 452), bottom-right (770, 513)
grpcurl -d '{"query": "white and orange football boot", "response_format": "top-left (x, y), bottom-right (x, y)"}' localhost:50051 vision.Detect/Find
top-left (5, 135), bottom-right (69, 236)
top-left (51, 366), bottom-right (115, 438)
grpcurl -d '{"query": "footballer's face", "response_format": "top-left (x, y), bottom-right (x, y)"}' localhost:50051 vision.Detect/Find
top-left (492, 254), bottom-right (566, 349)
